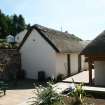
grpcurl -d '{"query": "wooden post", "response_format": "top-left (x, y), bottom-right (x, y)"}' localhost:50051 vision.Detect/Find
top-left (78, 55), bottom-right (81, 73)
top-left (88, 59), bottom-right (92, 85)
top-left (67, 54), bottom-right (71, 76)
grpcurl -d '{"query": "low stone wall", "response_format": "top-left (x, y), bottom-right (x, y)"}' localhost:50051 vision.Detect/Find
top-left (0, 49), bottom-right (21, 80)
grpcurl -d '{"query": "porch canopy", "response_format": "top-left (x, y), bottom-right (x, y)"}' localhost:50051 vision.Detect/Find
top-left (81, 30), bottom-right (105, 85)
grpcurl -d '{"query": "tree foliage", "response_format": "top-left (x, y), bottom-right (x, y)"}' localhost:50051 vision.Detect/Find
top-left (0, 10), bottom-right (29, 38)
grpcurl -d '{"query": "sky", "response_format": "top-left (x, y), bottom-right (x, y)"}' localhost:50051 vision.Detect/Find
top-left (0, 0), bottom-right (105, 40)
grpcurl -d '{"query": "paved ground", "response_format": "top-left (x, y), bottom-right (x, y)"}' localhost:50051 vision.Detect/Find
top-left (63, 70), bottom-right (94, 83)
top-left (0, 89), bottom-right (34, 105)
top-left (0, 79), bottom-right (36, 105)
top-left (54, 82), bottom-right (71, 93)
top-left (0, 70), bottom-right (103, 105)
top-left (54, 82), bottom-right (105, 94)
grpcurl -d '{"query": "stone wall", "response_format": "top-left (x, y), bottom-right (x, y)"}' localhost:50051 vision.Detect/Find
top-left (0, 49), bottom-right (21, 80)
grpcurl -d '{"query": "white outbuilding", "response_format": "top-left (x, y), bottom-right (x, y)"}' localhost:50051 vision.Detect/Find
top-left (17, 24), bottom-right (88, 80)
top-left (15, 29), bottom-right (28, 44)
top-left (6, 35), bottom-right (15, 43)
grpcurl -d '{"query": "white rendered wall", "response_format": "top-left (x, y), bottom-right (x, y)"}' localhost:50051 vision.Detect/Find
top-left (70, 54), bottom-right (79, 75)
top-left (15, 29), bottom-right (27, 43)
top-left (20, 29), bottom-right (56, 79)
top-left (81, 55), bottom-right (88, 71)
top-left (56, 53), bottom-right (67, 77)
top-left (94, 61), bottom-right (105, 86)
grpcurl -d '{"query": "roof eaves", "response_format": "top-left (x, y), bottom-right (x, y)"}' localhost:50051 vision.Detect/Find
top-left (17, 25), bottom-right (60, 52)
top-left (17, 27), bottom-right (33, 51)
top-left (33, 25), bottom-right (60, 52)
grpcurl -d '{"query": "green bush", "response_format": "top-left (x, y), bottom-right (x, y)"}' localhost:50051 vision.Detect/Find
top-left (30, 81), bottom-right (94, 105)
top-left (0, 42), bottom-right (17, 49)
top-left (56, 74), bottom-right (64, 82)
top-left (68, 83), bottom-right (86, 105)
top-left (30, 82), bottom-right (64, 105)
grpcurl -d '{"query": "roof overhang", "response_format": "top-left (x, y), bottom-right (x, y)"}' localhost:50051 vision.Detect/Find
top-left (17, 26), bottom-right (60, 52)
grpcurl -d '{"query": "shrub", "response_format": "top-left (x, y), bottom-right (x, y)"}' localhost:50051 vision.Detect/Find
top-left (30, 82), bottom-right (65, 105)
top-left (0, 42), bottom-right (18, 49)
top-left (29, 81), bottom-right (94, 105)
top-left (68, 83), bottom-right (86, 105)
top-left (56, 74), bottom-right (64, 82)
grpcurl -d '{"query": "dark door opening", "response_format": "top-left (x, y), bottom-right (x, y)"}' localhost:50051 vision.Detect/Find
top-left (67, 54), bottom-right (71, 77)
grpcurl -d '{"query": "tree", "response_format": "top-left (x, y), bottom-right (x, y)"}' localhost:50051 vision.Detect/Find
top-left (0, 10), bottom-right (8, 38)
top-left (11, 14), bottom-right (26, 36)
top-left (11, 14), bottom-right (19, 35)
top-left (27, 24), bottom-right (31, 30)
top-left (17, 15), bottom-right (26, 33)
top-left (0, 10), bottom-right (29, 38)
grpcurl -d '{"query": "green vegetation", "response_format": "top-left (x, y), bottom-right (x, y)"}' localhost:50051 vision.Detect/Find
top-left (0, 42), bottom-right (17, 49)
top-left (68, 83), bottom-right (86, 105)
top-left (30, 82), bottom-right (64, 105)
top-left (0, 9), bottom-right (30, 38)
top-left (30, 82), bottom-right (94, 105)
top-left (0, 35), bottom-right (17, 49)
top-left (56, 74), bottom-right (65, 82)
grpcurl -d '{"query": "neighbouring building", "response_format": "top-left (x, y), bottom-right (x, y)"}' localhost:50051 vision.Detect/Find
top-left (16, 24), bottom-right (88, 80)
top-left (15, 29), bottom-right (28, 44)
top-left (6, 35), bottom-right (15, 43)
top-left (81, 30), bottom-right (105, 86)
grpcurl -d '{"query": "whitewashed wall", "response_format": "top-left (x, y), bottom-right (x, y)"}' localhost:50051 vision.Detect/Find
top-left (19, 29), bottom-right (86, 79)
top-left (56, 53), bottom-right (67, 77)
top-left (20, 29), bottom-right (56, 79)
top-left (94, 61), bottom-right (105, 86)
top-left (70, 54), bottom-right (79, 75)
top-left (81, 55), bottom-right (88, 71)
top-left (15, 29), bottom-right (27, 43)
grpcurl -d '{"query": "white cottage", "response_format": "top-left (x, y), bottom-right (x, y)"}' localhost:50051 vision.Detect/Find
top-left (17, 24), bottom-right (87, 79)
top-left (6, 35), bottom-right (15, 43)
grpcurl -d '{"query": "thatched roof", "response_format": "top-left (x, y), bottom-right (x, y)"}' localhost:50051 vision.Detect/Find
top-left (81, 30), bottom-right (105, 55)
top-left (18, 24), bottom-right (87, 53)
